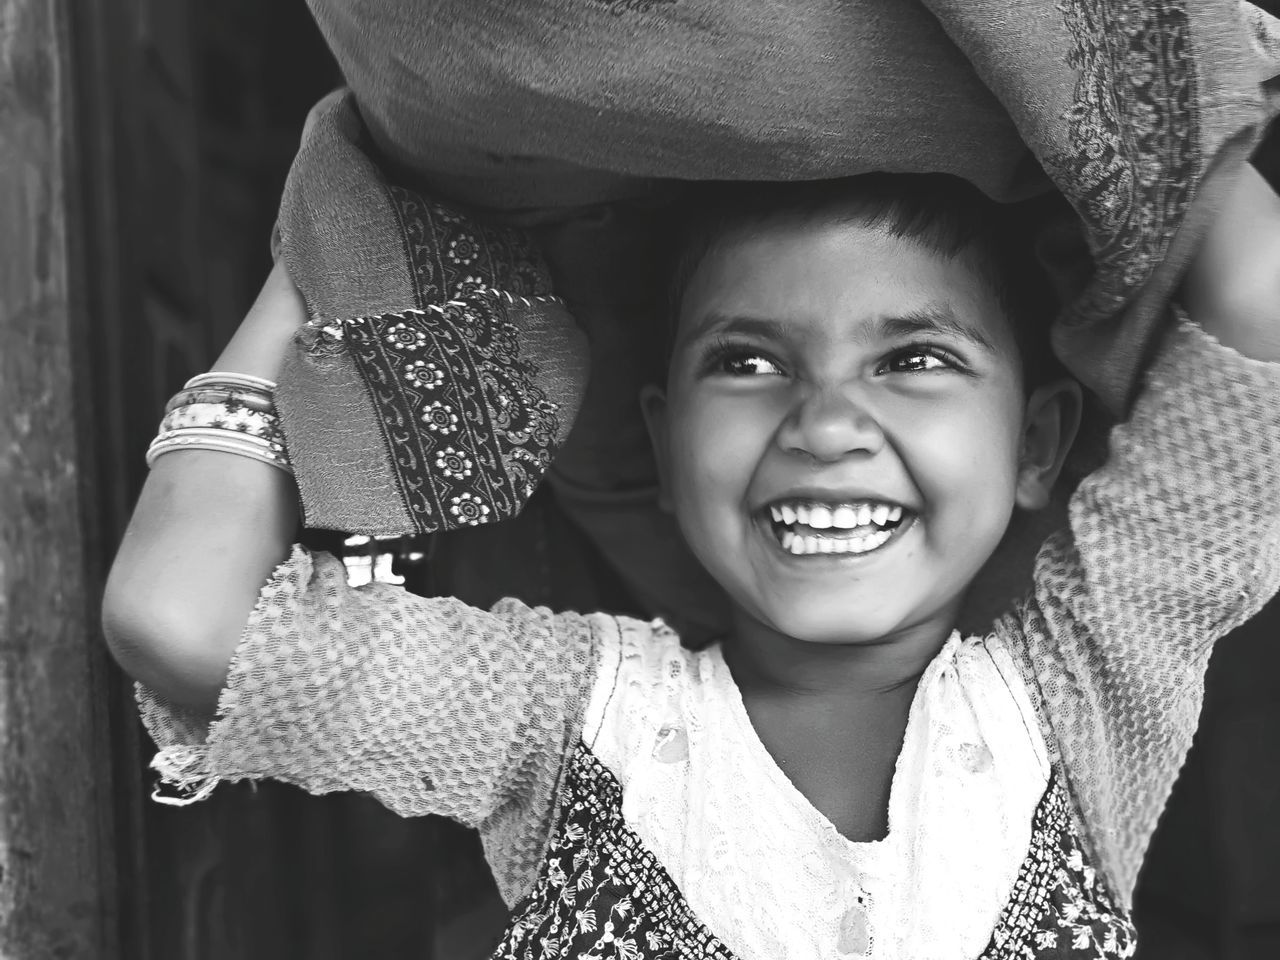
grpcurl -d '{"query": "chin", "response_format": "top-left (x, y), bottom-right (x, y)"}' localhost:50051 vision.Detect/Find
top-left (750, 583), bottom-right (967, 648)
top-left (764, 607), bottom-right (914, 647)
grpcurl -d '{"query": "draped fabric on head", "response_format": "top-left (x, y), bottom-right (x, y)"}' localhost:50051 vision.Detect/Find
top-left (274, 0), bottom-right (1280, 537)
top-left (273, 95), bottom-right (589, 536)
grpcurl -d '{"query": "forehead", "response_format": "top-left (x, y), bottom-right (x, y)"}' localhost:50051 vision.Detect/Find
top-left (676, 216), bottom-right (1011, 352)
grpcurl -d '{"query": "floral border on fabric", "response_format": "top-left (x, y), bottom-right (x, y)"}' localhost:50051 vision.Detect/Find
top-left (385, 185), bottom-right (554, 307)
top-left (316, 295), bottom-right (565, 534)
top-left (1047, 0), bottom-right (1199, 326)
top-left (493, 744), bottom-right (1135, 960)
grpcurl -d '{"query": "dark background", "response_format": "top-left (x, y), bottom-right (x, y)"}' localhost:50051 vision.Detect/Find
top-left (72, 1), bottom-right (1280, 957)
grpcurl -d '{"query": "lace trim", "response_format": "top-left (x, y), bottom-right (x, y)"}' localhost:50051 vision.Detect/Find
top-left (496, 745), bottom-right (736, 960)
top-left (979, 775), bottom-right (1136, 959)
top-left (145, 546), bottom-right (313, 805)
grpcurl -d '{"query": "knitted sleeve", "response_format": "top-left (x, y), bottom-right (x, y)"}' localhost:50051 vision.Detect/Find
top-left (135, 545), bottom-right (601, 903)
top-left (998, 318), bottom-right (1280, 907)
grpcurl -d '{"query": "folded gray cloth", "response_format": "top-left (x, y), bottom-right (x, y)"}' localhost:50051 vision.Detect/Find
top-left (275, 0), bottom-right (1280, 538)
top-left (275, 94), bottom-right (590, 536)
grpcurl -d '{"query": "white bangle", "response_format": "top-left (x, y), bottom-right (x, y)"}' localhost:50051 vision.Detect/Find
top-left (183, 371), bottom-right (278, 393)
top-left (146, 432), bottom-right (292, 474)
top-left (150, 373), bottom-right (291, 474)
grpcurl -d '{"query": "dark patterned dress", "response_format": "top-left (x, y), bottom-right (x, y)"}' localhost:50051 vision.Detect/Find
top-left (496, 746), bottom-right (1135, 960)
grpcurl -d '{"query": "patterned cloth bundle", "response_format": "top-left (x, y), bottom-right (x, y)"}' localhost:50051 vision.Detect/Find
top-left (268, 0), bottom-right (1280, 542)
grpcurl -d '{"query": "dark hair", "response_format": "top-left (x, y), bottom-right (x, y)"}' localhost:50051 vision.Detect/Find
top-left (666, 173), bottom-right (1063, 389)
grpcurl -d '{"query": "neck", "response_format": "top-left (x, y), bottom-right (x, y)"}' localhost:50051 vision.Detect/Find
top-left (722, 608), bottom-right (955, 702)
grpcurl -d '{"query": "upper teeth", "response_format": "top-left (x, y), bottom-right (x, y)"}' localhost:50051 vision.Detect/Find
top-left (769, 500), bottom-right (903, 530)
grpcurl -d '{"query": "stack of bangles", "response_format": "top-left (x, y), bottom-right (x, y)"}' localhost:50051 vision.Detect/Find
top-left (145, 371), bottom-right (293, 475)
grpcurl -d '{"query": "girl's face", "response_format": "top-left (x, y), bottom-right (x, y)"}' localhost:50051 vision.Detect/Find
top-left (644, 216), bottom-right (1061, 649)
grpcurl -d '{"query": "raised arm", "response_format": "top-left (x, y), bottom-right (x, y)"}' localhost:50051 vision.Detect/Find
top-left (101, 264), bottom-right (603, 902)
top-left (998, 161), bottom-right (1280, 905)
top-left (1181, 162), bottom-right (1280, 361)
top-left (102, 263), bottom-right (304, 711)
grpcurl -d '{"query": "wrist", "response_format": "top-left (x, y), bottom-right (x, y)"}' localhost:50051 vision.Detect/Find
top-left (212, 261), bottom-right (310, 379)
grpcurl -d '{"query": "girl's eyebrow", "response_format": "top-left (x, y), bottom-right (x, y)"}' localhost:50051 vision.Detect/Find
top-left (873, 304), bottom-right (999, 354)
top-left (679, 312), bottom-right (789, 347)
top-left (680, 303), bottom-right (999, 353)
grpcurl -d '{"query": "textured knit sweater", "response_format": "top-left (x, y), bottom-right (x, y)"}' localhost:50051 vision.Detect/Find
top-left (138, 320), bottom-right (1280, 930)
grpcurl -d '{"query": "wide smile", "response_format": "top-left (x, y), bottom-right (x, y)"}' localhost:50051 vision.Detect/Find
top-left (760, 497), bottom-right (915, 558)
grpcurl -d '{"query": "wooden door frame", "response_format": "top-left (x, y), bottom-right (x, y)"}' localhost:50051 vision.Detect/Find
top-left (0, 0), bottom-right (152, 955)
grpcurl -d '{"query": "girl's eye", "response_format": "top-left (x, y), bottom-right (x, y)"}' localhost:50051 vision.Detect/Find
top-left (705, 345), bottom-right (785, 377)
top-left (723, 354), bottom-right (783, 376)
top-left (880, 346), bottom-right (960, 374)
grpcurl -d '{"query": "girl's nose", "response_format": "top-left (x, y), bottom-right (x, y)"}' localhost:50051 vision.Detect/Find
top-left (777, 387), bottom-right (886, 463)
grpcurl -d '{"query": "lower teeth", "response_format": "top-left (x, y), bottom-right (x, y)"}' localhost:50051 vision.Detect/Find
top-left (780, 528), bottom-right (893, 556)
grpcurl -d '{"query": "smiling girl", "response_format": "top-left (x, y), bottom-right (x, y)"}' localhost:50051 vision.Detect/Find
top-left (102, 169), bottom-right (1280, 959)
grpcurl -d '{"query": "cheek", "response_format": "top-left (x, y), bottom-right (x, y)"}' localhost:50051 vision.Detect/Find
top-left (668, 395), bottom-right (772, 512)
top-left (902, 392), bottom-right (1023, 511)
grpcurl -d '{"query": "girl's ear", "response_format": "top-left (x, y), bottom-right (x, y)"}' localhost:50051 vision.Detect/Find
top-left (1015, 377), bottom-right (1084, 511)
top-left (639, 383), bottom-right (674, 513)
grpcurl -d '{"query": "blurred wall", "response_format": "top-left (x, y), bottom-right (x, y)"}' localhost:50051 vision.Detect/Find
top-left (0, 0), bottom-right (118, 954)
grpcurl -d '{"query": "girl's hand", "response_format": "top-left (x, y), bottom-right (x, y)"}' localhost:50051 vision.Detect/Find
top-left (1181, 162), bottom-right (1280, 362)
